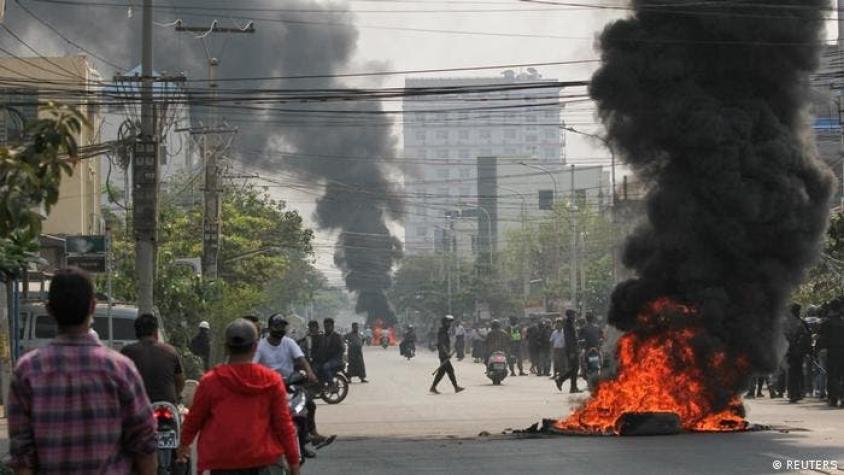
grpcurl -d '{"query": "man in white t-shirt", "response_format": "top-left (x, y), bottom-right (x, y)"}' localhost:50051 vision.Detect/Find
top-left (253, 314), bottom-right (335, 455)
top-left (549, 319), bottom-right (567, 382)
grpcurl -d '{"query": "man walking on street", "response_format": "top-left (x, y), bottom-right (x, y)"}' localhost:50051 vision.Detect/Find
top-left (817, 302), bottom-right (844, 407)
top-left (558, 310), bottom-right (582, 393)
top-left (536, 320), bottom-right (552, 377)
top-left (178, 319), bottom-right (301, 474)
top-left (550, 319), bottom-right (567, 382)
top-left (345, 322), bottom-right (369, 383)
top-left (430, 315), bottom-right (465, 394)
top-left (7, 268), bottom-right (158, 473)
top-left (190, 321), bottom-right (212, 372)
top-left (122, 313), bottom-right (186, 405)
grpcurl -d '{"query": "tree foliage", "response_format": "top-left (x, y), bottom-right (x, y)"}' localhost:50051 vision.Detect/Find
top-left (0, 104), bottom-right (87, 274)
top-left (794, 210), bottom-right (844, 306)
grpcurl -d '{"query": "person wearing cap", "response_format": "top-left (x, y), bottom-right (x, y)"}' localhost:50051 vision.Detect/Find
top-left (190, 321), bottom-right (212, 372)
top-left (430, 315), bottom-right (465, 394)
top-left (178, 318), bottom-right (301, 475)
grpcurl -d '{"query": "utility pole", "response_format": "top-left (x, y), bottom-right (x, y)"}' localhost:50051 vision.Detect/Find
top-left (570, 164), bottom-right (577, 311)
top-left (175, 21), bottom-right (255, 280)
top-left (133, 0), bottom-right (155, 314)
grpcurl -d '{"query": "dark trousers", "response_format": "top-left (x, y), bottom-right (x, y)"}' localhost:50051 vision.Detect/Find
top-left (456, 336), bottom-right (465, 360)
top-left (560, 351), bottom-right (579, 390)
top-left (536, 348), bottom-right (551, 376)
top-left (509, 342), bottom-right (523, 375)
top-left (552, 348), bottom-right (566, 378)
top-left (787, 357), bottom-right (804, 401)
top-left (828, 349), bottom-right (844, 401)
top-left (432, 359), bottom-right (458, 389)
top-left (306, 397), bottom-right (317, 434)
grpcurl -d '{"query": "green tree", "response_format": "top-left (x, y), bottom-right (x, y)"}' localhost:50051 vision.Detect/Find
top-left (794, 210), bottom-right (844, 306)
top-left (0, 104), bottom-right (86, 273)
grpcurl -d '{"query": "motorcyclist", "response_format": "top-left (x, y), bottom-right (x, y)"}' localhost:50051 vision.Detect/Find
top-left (121, 313), bottom-right (185, 405)
top-left (400, 325), bottom-right (417, 358)
top-left (484, 320), bottom-right (510, 361)
top-left (253, 314), bottom-right (332, 457)
top-left (319, 318), bottom-right (345, 385)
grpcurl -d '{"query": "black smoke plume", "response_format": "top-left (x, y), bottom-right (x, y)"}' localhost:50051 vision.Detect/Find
top-left (594, 0), bottom-right (834, 375)
top-left (9, 0), bottom-right (403, 324)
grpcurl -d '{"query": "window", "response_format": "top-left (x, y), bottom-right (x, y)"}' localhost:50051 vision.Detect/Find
top-left (34, 314), bottom-right (57, 339)
top-left (545, 129), bottom-right (557, 139)
top-left (415, 130), bottom-right (426, 141)
top-left (113, 318), bottom-right (136, 341)
top-left (92, 317), bottom-right (110, 339)
top-left (538, 189), bottom-right (554, 210)
top-left (505, 129), bottom-right (517, 139)
top-left (544, 148), bottom-right (558, 160)
top-left (416, 149), bottom-right (428, 159)
top-left (436, 168), bottom-right (450, 179)
top-left (460, 168), bottom-right (471, 178)
top-left (480, 130), bottom-right (491, 139)
top-left (436, 149), bottom-right (449, 159)
top-left (458, 149), bottom-right (470, 159)
top-left (458, 130), bottom-right (469, 141)
top-left (526, 114), bottom-right (538, 123)
top-left (436, 130), bottom-right (448, 140)
top-left (526, 134), bottom-right (538, 143)
top-left (437, 187), bottom-right (450, 197)
top-left (544, 110), bottom-right (557, 119)
top-left (416, 226), bottom-right (428, 237)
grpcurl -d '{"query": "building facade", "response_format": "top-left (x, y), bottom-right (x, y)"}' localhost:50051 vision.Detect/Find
top-left (402, 70), bottom-right (566, 255)
top-left (0, 55), bottom-right (105, 236)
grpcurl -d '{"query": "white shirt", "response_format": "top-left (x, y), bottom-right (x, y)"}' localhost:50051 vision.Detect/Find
top-left (455, 325), bottom-right (466, 337)
top-left (253, 336), bottom-right (305, 379)
top-left (550, 329), bottom-right (566, 349)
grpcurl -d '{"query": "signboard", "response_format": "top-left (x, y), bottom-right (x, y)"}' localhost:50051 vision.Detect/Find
top-left (132, 136), bottom-right (159, 241)
top-left (67, 255), bottom-right (107, 273)
top-left (65, 235), bottom-right (106, 254)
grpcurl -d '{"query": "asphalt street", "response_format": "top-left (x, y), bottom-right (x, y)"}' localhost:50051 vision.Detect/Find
top-left (309, 346), bottom-right (844, 474)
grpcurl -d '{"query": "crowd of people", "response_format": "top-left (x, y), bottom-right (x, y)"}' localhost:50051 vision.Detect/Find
top-left (745, 301), bottom-right (844, 408)
top-left (401, 309), bottom-right (608, 394)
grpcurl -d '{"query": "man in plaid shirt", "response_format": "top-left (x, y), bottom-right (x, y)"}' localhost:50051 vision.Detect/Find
top-left (7, 267), bottom-right (158, 474)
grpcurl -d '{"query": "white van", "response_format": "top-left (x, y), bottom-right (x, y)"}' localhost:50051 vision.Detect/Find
top-left (19, 302), bottom-right (139, 353)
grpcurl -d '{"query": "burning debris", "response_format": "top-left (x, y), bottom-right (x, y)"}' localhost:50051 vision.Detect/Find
top-left (558, 0), bottom-right (834, 435)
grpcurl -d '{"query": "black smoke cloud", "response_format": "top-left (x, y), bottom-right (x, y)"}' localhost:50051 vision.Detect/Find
top-left (594, 0), bottom-right (834, 373)
top-left (8, 0), bottom-right (402, 324)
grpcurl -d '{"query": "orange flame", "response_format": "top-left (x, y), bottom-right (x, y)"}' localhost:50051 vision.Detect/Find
top-left (372, 320), bottom-right (398, 345)
top-left (555, 298), bottom-right (749, 434)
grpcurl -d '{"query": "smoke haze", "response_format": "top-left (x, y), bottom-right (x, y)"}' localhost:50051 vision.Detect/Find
top-left (594, 0), bottom-right (835, 373)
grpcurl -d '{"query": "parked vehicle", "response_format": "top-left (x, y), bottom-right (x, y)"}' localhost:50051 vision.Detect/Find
top-left (152, 401), bottom-right (188, 475)
top-left (486, 351), bottom-right (509, 385)
top-left (19, 302), bottom-right (139, 352)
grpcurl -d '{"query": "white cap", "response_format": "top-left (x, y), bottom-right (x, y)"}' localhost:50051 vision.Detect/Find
top-left (444, 315), bottom-right (455, 321)
top-left (199, 321), bottom-right (210, 329)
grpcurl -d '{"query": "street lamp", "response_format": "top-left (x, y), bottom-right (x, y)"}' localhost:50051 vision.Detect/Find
top-left (519, 161), bottom-right (558, 202)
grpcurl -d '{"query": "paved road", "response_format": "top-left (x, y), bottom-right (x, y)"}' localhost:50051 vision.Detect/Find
top-left (309, 346), bottom-right (844, 474)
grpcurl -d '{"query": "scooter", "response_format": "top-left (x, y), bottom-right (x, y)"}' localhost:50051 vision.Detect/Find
top-left (399, 339), bottom-right (416, 360)
top-left (152, 401), bottom-right (189, 475)
top-left (486, 351), bottom-right (509, 385)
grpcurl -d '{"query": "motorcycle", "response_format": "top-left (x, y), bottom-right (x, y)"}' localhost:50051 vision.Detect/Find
top-left (486, 351), bottom-right (509, 385)
top-left (399, 339), bottom-right (416, 360)
top-left (309, 364), bottom-right (350, 405)
top-left (581, 347), bottom-right (603, 392)
top-left (380, 335), bottom-right (390, 349)
top-left (152, 401), bottom-right (189, 475)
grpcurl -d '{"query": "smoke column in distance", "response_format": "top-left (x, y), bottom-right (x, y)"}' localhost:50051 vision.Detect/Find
top-left (8, 0), bottom-right (403, 324)
top-left (594, 0), bottom-right (834, 373)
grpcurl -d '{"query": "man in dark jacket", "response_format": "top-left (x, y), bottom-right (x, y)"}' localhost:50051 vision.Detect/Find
top-left (190, 321), bottom-right (212, 372)
top-left (561, 310), bottom-right (581, 393)
top-left (817, 303), bottom-right (844, 407)
top-left (319, 318), bottom-right (345, 384)
top-left (430, 315), bottom-right (465, 394)
top-left (535, 320), bottom-right (553, 377)
top-left (786, 304), bottom-right (812, 403)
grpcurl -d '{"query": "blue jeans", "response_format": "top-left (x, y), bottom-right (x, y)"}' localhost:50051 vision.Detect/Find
top-left (321, 358), bottom-right (343, 383)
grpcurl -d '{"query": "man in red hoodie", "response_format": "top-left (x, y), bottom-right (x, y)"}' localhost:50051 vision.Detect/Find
top-left (177, 319), bottom-right (301, 474)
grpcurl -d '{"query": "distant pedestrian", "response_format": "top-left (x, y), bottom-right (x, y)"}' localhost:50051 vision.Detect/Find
top-left (535, 320), bottom-right (552, 377)
top-left (455, 321), bottom-right (466, 361)
top-left (364, 326), bottom-right (374, 346)
top-left (178, 319), bottom-right (301, 474)
top-left (430, 315), bottom-right (465, 394)
top-left (345, 322), bottom-right (369, 383)
top-left (560, 310), bottom-right (582, 393)
top-left (508, 317), bottom-right (526, 376)
top-left (817, 302), bottom-right (844, 407)
top-left (786, 304), bottom-right (812, 403)
top-left (7, 268), bottom-right (157, 473)
top-left (550, 319), bottom-right (567, 383)
top-left (190, 320), bottom-right (212, 371)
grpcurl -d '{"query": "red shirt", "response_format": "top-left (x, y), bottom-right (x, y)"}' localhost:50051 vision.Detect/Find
top-left (180, 363), bottom-right (300, 471)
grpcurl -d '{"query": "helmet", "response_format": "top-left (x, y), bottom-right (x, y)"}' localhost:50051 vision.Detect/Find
top-left (199, 321), bottom-right (210, 329)
top-left (441, 315), bottom-right (454, 325)
top-left (491, 319), bottom-right (501, 329)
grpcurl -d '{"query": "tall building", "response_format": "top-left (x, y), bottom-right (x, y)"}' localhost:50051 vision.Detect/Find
top-left (402, 70), bottom-right (566, 255)
top-left (0, 55), bottom-right (105, 236)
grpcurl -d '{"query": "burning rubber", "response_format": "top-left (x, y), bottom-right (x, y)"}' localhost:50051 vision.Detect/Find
top-left (553, 0), bottom-right (835, 437)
